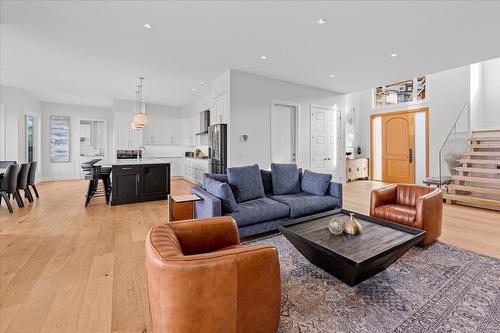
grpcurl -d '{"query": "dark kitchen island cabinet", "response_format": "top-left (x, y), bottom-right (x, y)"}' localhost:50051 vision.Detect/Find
top-left (111, 163), bottom-right (170, 206)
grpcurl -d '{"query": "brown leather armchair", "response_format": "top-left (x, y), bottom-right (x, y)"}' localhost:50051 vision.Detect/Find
top-left (370, 184), bottom-right (443, 246)
top-left (145, 216), bottom-right (281, 333)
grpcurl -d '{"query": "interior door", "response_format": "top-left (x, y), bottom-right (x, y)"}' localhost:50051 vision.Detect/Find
top-left (310, 106), bottom-right (340, 177)
top-left (382, 112), bottom-right (415, 183)
top-left (271, 104), bottom-right (297, 163)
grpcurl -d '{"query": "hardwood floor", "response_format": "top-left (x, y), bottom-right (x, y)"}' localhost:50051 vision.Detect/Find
top-left (0, 178), bottom-right (498, 332)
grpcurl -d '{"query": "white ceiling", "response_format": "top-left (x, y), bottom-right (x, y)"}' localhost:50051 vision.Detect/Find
top-left (1, 1), bottom-right (500, 107)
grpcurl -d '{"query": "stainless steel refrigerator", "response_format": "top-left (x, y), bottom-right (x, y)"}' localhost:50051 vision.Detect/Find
top-left (208, 124), bottom-right (227, 174)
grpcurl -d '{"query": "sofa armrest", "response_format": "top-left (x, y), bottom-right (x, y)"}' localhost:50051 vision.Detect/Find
top-left (190, 186), bottom-right (222, 218)
top-left (370, 184), bottom-right (397, 216)
top-left (416, 188), bottom-right (443, 243)
top-left (327, 182), bottom-right (343, 207)
top-left (149, 245), bottom-right (281, 333)
top-left (168, 217), bottom-right (240, 255)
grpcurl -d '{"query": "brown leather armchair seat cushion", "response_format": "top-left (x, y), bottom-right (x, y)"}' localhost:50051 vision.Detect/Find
top-left (370, 184), bottom-right (443, 246)
top-left (145, 216), bottom-right (281, 333)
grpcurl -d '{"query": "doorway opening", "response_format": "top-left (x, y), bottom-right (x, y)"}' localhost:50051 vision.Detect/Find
top-left (370, 108), bottom-right (429, 184)
top-left (271, 102), bottom-right (298, 164)
top-left (79, 119), bottom-right (107, 167)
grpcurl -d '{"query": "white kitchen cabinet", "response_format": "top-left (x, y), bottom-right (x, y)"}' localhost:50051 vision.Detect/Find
top-left (143, 116), bottom-right (181, 145)
top-left (210, 93), bottom-right (228, 125)
top-left (114, 112), bottom-right (143, 150)
top-left (182, 158), bottom-right (209, 184)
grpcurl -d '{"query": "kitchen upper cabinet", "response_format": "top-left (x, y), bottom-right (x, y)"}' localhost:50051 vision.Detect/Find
top-left (114, 112), bottom-right (143, 150)
top-left (210, 93), bottom-right (228, 125)
top-left (143, 115), bottom-right (181, 145)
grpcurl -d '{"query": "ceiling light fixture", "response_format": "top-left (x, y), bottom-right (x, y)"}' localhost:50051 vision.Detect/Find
top-left (199, 81), bottom-right (205, 85)
top-left (390, 53), bottom-right (398, 58)
top-left (132, 77), bottom-right (148, 130)
top-left (191, 88), bottom-right (196, 91)
top-left (329, 74), bottom-right (335, 78)
top-left (143, 23), bottom-right (153, 29)
top-left (317, 18), bottom-right (327, 24)
top-left (260, 55), bottom-right (267, 60)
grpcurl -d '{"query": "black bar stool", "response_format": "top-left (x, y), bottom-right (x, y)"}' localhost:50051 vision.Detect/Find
top-left (17, 163), bottom-right (33, 206)
top-left (81, 160), bottom-right (111, 207)
top-left (27, 161), bottom-right (39, 198)
top-left (0, 164), bottom-right (20, 213)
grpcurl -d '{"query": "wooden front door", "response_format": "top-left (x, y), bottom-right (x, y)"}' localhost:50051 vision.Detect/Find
top-left (382, 112), bottom-right (415, 183)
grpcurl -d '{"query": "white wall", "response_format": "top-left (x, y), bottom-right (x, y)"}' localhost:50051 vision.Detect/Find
top-left (41, 102), bottom-right (113, 180)
top-left (351, 64), bottom-right (470, 179)
top-left (229, 70), bottom-right (344, 173)
top-left (479, 57), bottom-right (500, 130)
top-left (0, 85), bottom-right (42, 174)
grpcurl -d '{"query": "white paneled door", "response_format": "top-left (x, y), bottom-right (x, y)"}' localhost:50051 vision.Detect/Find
top-left (271, 103), bottom-right (297, 163)
top-left (310, 105), bottom-right (341, 179)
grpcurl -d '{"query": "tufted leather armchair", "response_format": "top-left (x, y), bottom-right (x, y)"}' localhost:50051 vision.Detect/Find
top-left (145, 216), bottom-right (281, 333)
top-left (370, 184), bottom-right (443, 246)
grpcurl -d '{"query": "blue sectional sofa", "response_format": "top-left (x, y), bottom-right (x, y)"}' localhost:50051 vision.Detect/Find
top-left (190, 164), bottom-right (342, 238)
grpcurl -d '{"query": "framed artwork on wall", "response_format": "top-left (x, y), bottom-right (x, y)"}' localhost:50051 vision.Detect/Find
top-left (50, 115), bottom-right (71, 162)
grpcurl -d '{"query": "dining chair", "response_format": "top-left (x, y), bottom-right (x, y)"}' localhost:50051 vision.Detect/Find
top-left (0, 161), bottom-right (17, 168)
top-left (17, 163), bottom-right (33, 206)
top-left (27, 161), bottom-right (39, 198)
top-left (0, 164), bottom-right (20, 214)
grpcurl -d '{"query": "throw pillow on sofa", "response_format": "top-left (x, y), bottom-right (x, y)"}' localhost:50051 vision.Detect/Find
top-left (301, 169), bottom-right (332, 196)
top-left (204, 177), bottom-right (239, 212)
top-left (227, 164), bottom-right (265, 203)
top-left (271, 163), bottom-right (301, 195)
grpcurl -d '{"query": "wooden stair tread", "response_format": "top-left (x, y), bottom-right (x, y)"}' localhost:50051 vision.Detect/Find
top-left (454, 167), bottom-right (500, 174)
top-left (471, 137), bottom-right (500, 141)
top-left (448, 184), bottom-right (500, 196)
top-left (459, 159), bottom-right (500, 165)
top-left (452, 175), bottom-right (500, 184)
top-left (463, 151), bottom-right (500, 156)
top-left (444, 193), bottom-right (500, 207)
top-left (470, 144), bottom-right (500, 149)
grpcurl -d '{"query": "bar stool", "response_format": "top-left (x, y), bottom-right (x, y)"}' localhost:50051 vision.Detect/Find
top-left (0, 164), bottom-right (20, 213)
top-left (81, 161), bottom-right (111, 207)
top-left (17, 163), bottom-right (33, 207)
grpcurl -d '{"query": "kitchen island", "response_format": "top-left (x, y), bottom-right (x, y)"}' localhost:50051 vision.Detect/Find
top-left (105, 160), bottom-right (170, 206)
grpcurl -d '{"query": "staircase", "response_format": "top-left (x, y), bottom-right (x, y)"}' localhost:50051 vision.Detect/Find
top-left (444, 130), bottom-right (500, 210)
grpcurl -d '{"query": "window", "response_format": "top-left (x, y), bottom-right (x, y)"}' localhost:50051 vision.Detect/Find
top-left (373, 76), bottom-right (426, 108)
top-left (25, 115), bottom-right (35, 162)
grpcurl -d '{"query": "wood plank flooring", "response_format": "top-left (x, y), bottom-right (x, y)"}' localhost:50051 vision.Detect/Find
top-left (0, 178), bottom-right (499, 332)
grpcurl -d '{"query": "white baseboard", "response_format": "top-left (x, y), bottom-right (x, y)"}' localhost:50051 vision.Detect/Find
top-left (38, 175), bottom-right (82, 182)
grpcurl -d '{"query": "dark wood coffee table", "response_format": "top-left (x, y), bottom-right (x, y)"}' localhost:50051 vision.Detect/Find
top-left (279, 209), bottom-right (425, 286)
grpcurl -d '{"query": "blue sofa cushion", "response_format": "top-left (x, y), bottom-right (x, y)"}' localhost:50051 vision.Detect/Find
top-left (224, 197), bottom-right (289, 227)
top-left (301, 170), bottom-right (332, 196)
top-left (270, 192), bottom-right (339, 218)
top-left (260, 170), bottom-right (273, 194)
top-left (227, 164), bottom-right (265, 203)
top-left (204, 177), bottom-right (239, 213)
top-left (203, 173), bottom-right (228, 185)
top-left (271, 163), bottom-right (301, 195)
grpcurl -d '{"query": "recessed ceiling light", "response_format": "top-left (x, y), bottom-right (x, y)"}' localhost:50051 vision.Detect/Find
top-left (191, 88), bottom-right (196, 92)
top-left (329, 74), bottom-right (335, 78)
top-left (317, 18), bottom-right (327, 24)
top-left (143, 23), bottom-right (153, 29)
top-left (199, 81), bottom-right (205, 85)
top-left (260, 55), bottom-right (267, 60)
top-left (390, 53), bottom-right (398, 58)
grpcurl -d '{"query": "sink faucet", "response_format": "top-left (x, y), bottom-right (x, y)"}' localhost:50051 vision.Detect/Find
top-left (137, 146), bottom-right (147, 161)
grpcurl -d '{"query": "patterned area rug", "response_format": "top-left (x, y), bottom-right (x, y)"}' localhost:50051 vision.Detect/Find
top-left (246, 234), bottom-right (500, 333)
